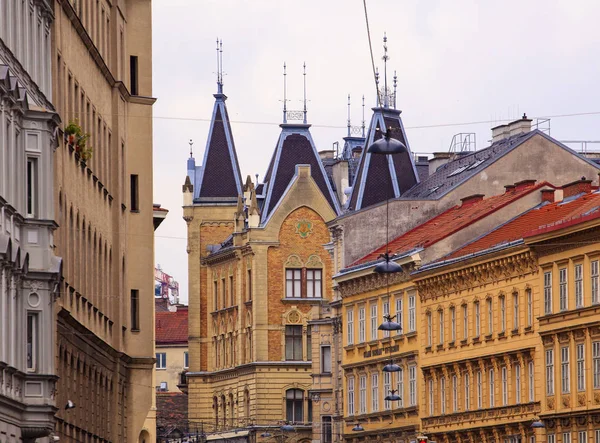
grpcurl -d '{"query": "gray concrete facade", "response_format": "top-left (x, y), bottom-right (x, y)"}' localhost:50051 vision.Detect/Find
top-left (0, 0), bottom-right (61, 442)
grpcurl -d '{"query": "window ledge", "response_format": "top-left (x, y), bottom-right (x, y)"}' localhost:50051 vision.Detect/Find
top-left (436, 344), bottom-right (444, 351)
top-left (131, 328), bottom-right (140, 333)
top-left (524, 326), bottom-right (533, 333)
top-left (498, 331), bottom-right (506, 339)
top-left (448, 341), bottom-right (456, 349)
top-left (405, 331), bottom-right (417, 338)
top-left (511, 328), bottom-right (520, 336)
top-left (156, 368), bottom-right (166, 371)
top-left (425, 346), bottom-right (432, 353)
top-left (281, 298), bottom-right (324, 303)
top-left (484, 333), bottom-right (493, 341)
top-left (460, 339), bottom-right (468, 346)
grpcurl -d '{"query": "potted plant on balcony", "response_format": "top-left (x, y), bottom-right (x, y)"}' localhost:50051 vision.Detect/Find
top-left (64, 119), bottom-right (82, 146)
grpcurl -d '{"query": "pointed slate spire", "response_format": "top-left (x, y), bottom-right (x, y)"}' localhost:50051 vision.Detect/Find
top-left (194, 41), bottom-right (243, 203)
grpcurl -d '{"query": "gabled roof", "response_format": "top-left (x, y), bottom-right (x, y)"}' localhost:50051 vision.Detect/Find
top-left (156, 308), bottom-right (188, 345)
top-left (435, 187), bottom-right (600, 265)
top-left (347, 108), bottom-right (419, 211)
top-left (194, 93), bottom-right (243, 203)
top-left (260, 124), bottom-right (341, 223)
top-left (350, 180), bottom-right (552, 268)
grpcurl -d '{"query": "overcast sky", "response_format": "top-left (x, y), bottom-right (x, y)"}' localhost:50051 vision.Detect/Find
top-left (152, 0), bottom-right (600, 304)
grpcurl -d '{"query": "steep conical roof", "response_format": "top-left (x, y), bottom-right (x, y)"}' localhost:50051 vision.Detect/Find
top-left (260, 124), bottom-right (341, 224)
top-left (347, 107), bottom-right (419, 211)
top-left (194, 93), bottom-right (243, 203)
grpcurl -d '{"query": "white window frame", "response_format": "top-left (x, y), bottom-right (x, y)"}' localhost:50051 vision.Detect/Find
top-left (440, 377), bottom-right (446, 414)
top-left (438, 309), bottom-right (444, 344)
top-left (544, 271), bottom-right (553, 315)
top-left (577, 343), bottom-right (585, 392)
top-left (371, 372), bottom-right (379, 412)
top-left (561, 346), bottom-right (570, 393)
top-left (515, 363), bottom-right (521, 404)
top-left (513, 292), bottom-right (519, 329)
top-left (428, 378), bottom-right (434, 416)
top-left (594, 341), bottom-right (600, 389)
top-left (384, 371), bottom-right (391, 410)
top-left (475, 302), bottom-right (480, 337)
top-left (321, 345), bottom-right (332, 374)
top-left (382, 300), bottom-right (390, 338)
top-left (359, 375), bottom-right (367, 414)
top-left (526, 289), bottom-right (533, 328)
top-left (528, 361), bottom-right (535, 402)
top-left (183, 351), bottom-right (189, 369)
top-left (408, 365), bottom-right (416, 406)
top-left (347, 309), bottom-right (354, 345)
top-left (559, 267), bottom-right (568, 311)
top-left (26, 157), bottom-right (38, 218)
top-left (396, 366), bottom-right (404, 408)
top-left (427, 312), bottom-right (432, 347)
top-left (463, 304), bottom-right (468, 340)
top-left (26, 312), bottom-right (39, 372)
top-left (546, 348), bottom-right (555, 395)
top-left (476, 371), bottom-right (482, 409)
top-left (592, 260), bottom-right (599, 305)
top-left (563, 432), bottom-right (571, 443)
top-left (575, 264), bottom-right (583, 308)
top-left (358, 307), bottom-right (366, 343)
top-left (489, 368), bottom-right (495, 407)
top-left (370, 304), bottom-right (378, 342)
top-left (450, 306), bottom-right (456, 342)
top-left (396, 296), bottom-right (403, 335)
top-left (347, 376), bottom-right (355, 416)
top-left (487, 298), bottom-right (493, 334)
top-left (156, 352), bottom-right (167, 370)
top-left (500, 296), bottom-right (506, 332)
top-left (408, 295), bottom-right (416, 332)
top-left (579, 431), bottom-right (587, 443)
top-left (501, 366), bottom-right (508, 406)
top-left (547, 434), bottom-right (555, 443)
top-left (464, 373), bottom-right (470, 410)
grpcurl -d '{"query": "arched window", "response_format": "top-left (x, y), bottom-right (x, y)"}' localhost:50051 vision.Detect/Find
top-left (286, 389), bottom-right (304, 422)
top-left (213, 397), bottom-right (218, 428)
top-left (244, 389), bottom-right (250, 418)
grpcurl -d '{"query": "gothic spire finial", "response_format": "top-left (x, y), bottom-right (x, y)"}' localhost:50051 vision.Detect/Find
top-left (303, 62), bottom-right (307, 124)
top-left (283, 62), bottom-right (287, 124)
top-left (362, 95), bottom-right (366, 137)
top-left (382, 33), bottom-right (389, 108)
top-left (216, 38), bottom-right (224, 94)
top-left (393, 70), bottom-right (398, 109)
top-left (189, 139), bottom-right (194, 158)
top-left (347, 94), bottom-right (351, 137)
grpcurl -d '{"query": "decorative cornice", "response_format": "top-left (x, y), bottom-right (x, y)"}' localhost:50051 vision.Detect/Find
top-left (415, 250), bottom-right (537, 301)
top-left (338, 264), bottom-right (415, 298)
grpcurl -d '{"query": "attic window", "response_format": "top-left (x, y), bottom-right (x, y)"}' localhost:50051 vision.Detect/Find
top-left (467, 159), bottom-right (485, 170)
top-left (448, 165), bottom-right (469, 177)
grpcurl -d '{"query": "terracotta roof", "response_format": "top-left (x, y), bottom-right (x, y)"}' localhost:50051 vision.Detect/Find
top-left (347, 109), bottom-right (418, 211)
top-left (351, 180), bottom-right (552, 267)
top-left (157, 392), bottom-right (188, 437)
top-left (440, 188), bottom-right (600, 262)
top-left (195, 94), bottom-right (243, 202)
top-left (261, 126), bottom-right (341, 223)
top-left (156, 308), bottom-right (188, 345)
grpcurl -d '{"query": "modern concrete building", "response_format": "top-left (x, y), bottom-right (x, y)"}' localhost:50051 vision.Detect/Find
top-left (51, 0), bottom-right (157, 442)
top-left (0, 1), bottom-right (62, 442)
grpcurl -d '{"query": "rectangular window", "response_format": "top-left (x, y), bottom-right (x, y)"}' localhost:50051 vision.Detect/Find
top-left (26, 157), bottom-right (37, 217)
top-left (156, 352), bottom-right (166, 369)
top-left (527, 289), bottom-right (533, 327)
top-left (513, 292), bottom-right (519, 329)
top-left (396, 367), bottom-right (404, 408)
top-left (463, 304), bottom-right (468, 340)
top-left (213, 281), bottom-right (218, 310)
top-left (487, 298), bottom-right (493, 334)
top-left (285, 269), bottom-right (302, 298)
top-left (130, 174), bottom-right (139, 211)
top-left (575, 264), bottom-right (583, 308)
top-left (370, 304), bottom-right (378, 341)
top-left (409, 365), bottom-right (416, 406)
top-left (130, 55), bottom-right (139, 95)
top-left (322, 416), bottom-right (332, 443)
top-left (464, 373), bottom-right (470, 410)
top-left (440, 377), bottom-right (446, 414)
top-left (562, 346), bottom-right (570, 393)
top-left (247, 269), bottom-right (252, 301)
top-left (515, 363), bottom-right (522, 404)
top-left (577, 343), bottom-right (585, 392)
top-left (546, 349), bottom-right (555, 395)
top-left (229, 275), bottom-right (234, 306)
top-left (559, 268), bottom-right (568, 311)
top-left (184, 351), bottom-right (189, 369)
top-left (489, 368), bottom-right (495, 407)
top-left (500, 296), bottom-right (506, 332)
top-left (501, 366), bottom-right (508, 406)
top-left (452, 375), bottom-right (458, 412)
top-left (321, 345), bottom-right (331, 373)
top-left (384, 371), bottom-right (392, 410)
top-left (579, 432), bottom-right (587, 443)
top-left (544, 271), bottom-right (553, 314)
top-left (26, 313), bottom-right (38, 372)
top-left (395, 297), bottom-right (403, 335)
top-left (593, 260), bottom-right (599, 304)
top-left (563, 433), bottom-right (571, 443)
top-left (347, 376), bottom-right (355, 415)
top-left (358, 307), bottom-right (366, 343)
top-left (285, 325), bottom-right (303, 361)
top-left (306, 325), bottom-right (312, 361)
top-left (476, 371), bottom-right (482, 409)
top-left (382, 300), bottom-right (390, 338)
top-left (221, 278), bottom-right (226, 307)
top-left (131, 289), bottom-right (140, 331)
top-left (597, 431), bottom-right (600, 443)
top-left (475, 302), bottom-right (480, 337)
top-left (547, 435), bottom-right (555, 443)
top-left (359, 375), bottom-right (367, 414)
top-left (371, 373), bottom-right (379, 412)
top-left (594, 341), bottom-right (600, 389)
top-left (408, 295), bottom-right (416, 332)
top-left (450, 307), bottom-right (456, 342)
top-left (439, 310), bottom-right (444, 344)
top-left (428, 379), bottom-right (434, 416)
top-left (427, 312), bottom-right (432, 346)
top-left (529, 361), bottom-right (535, 402)
top-left (347, 309), bottom-right (354, 345)
top-left (306, 269), bottom-right (322, 298)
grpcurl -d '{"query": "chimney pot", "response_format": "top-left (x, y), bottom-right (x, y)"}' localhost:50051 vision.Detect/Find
top-left (504, 185), bottom-right (516, 193)
top-left (514, 179), bottom-right (537, 191)
top-left (541, 189), bottom-right (555, 203)
top-left (460, 194), bottom-right (485, 206)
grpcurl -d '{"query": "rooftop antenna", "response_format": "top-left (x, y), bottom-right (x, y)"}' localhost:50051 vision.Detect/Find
top-left (303, 62), bottom-right (307, 124)
top-left (347, 94), bottom-right (351, 137)
top-left (382, 33), bottom-right (389, 108)
top-left (216, 38), bottom-right (224, 94)
top-left (283, 62), bottom-right (287, 124)
top-left (255, 173), bottom-right (259, 185)
top-left (393, 70), bottom-right (397, 109)
top-left (189, 139), bottom-right (194, 158)
top-left (362, 95), bottom-right (366, 137)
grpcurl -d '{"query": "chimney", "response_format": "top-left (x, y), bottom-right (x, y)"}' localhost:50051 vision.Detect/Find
top-left (332, 160), bottom-right (350, 205)
top-left (491, 113), bottom-right (532, 143)
top-left (460, 194), bottom-right (485, 207)
top-left (182, 176), bottom-right (193, 206)
top-left (504, 184), bottom-right (516, 193)
top-left (562, 178), bottom-right (592, 199)
top-left (318, 150), bottom-right (335, 161)
top-left (541, 189), bottom-right (555, 203)
top-left (514, 179), bottom-right (537, 191)
top-left (429, 152), bottom-right (454, 176)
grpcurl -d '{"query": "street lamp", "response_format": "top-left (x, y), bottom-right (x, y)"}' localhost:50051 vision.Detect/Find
top-left (352, 423), bottom-right (364, 432)
top-left (382, 361), bottom-right (401, 372)
top-left (378, 314), bottom-right (402, 332)
top-left (367, 127), bottom-right (407, 155)
top-left (384, 389), bottom-right (401, 402)
top-left (531, 419), bottom-right (545, 429)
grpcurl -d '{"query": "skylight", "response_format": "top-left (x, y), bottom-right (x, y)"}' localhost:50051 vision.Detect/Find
top-left (467, 159), bottom-right (485, 170)
top-left (448, 165), bottom-right (468, 177)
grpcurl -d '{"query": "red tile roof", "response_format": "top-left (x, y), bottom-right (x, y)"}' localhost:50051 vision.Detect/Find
top-left (442, 189), bottom-right (600, 261)
top-left (156, 307), bottom-right (188, 345)
top-left (352, 181), bottom-right (552, 266)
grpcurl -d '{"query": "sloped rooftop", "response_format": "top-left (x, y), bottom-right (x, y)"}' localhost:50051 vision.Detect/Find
top-left (156, 307), bottom-right (188, 345)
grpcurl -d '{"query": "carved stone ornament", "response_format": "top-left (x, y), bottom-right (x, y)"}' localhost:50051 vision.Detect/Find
top-left (306, 254), bottom-right (323, 268)
top-left (339, 266), bottom-right (413, 298)
top-left (295, 219), bottom-right (313, 239)
top-left (547, 396), bottom-right (555, 409)
top-left (578, 393), bottom-right (586, 406)
top-left (287, 310), bottom-right (301, 324)
top-left (285, 255), bottom-right (303, 268)
top-left (562, 395), bottom-right (570, 407)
